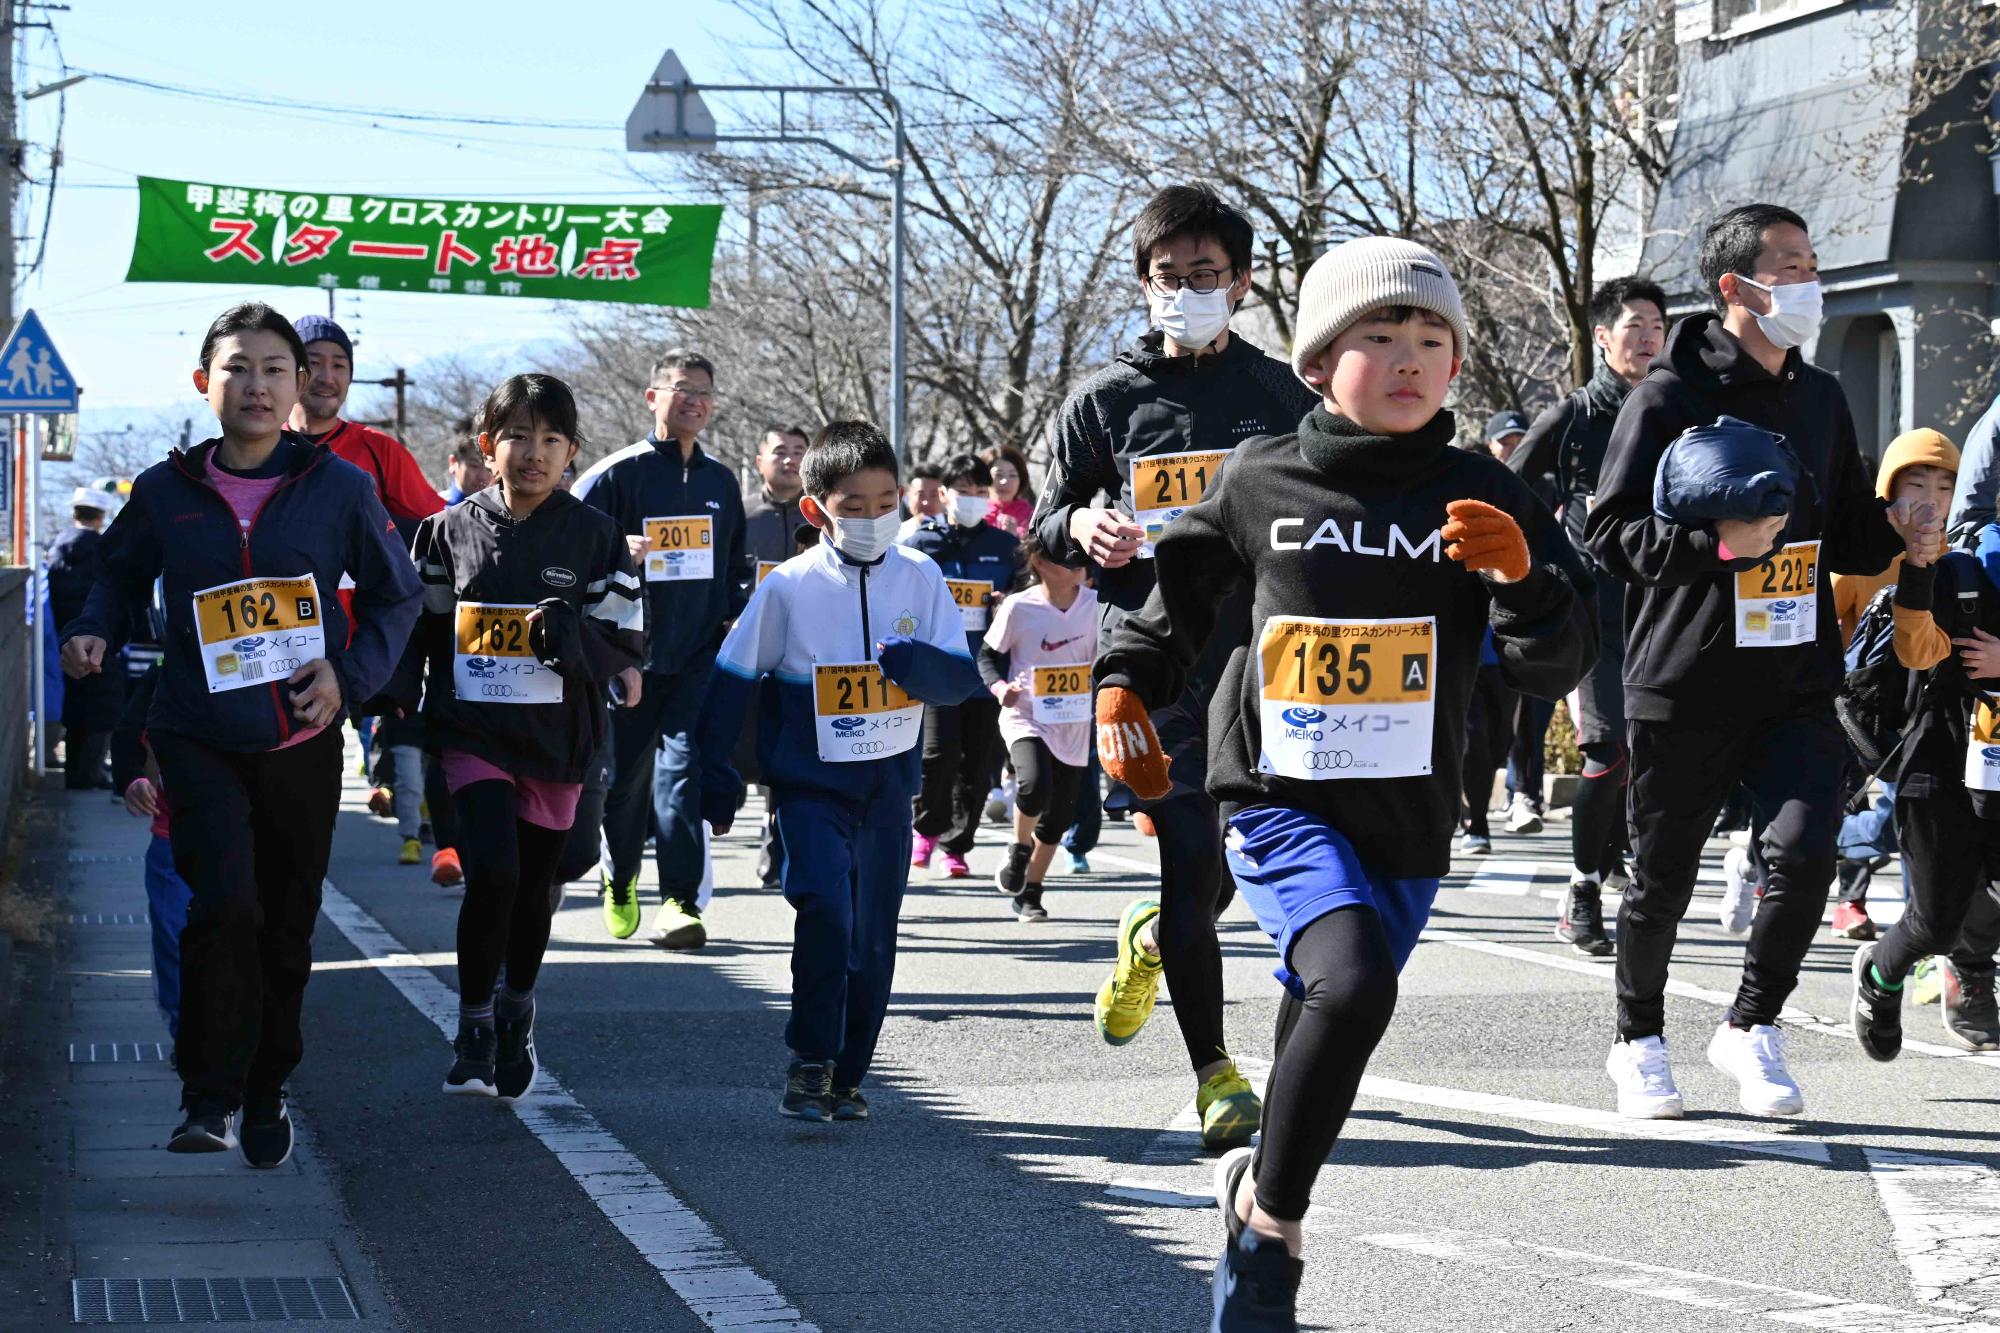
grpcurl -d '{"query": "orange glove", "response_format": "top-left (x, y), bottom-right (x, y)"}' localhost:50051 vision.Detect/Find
top-left (1096, 685), bottom-right (1172, 801)
top-left (1442, 499), bottom-right (1531, 584)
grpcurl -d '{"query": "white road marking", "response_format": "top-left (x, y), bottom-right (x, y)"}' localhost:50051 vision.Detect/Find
top-left (1459, 859), bottom-right (1546, 896)
top-left (1347, 1222), bottom-right (2000, 1332)
top-left (1866, 1149), bottom-right (2000, 1316)
top-left (1358, 1075), bottom-right (1831, 1163)
top-left (318, 881), bottom-right (818, 1331)
top-left (1418, 929), bottom-right (2000, 1070)
top-left (1086, 849), bottom-right (1162, 875)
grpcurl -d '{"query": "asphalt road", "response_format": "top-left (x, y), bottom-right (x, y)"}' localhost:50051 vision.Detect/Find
top-left (123, 760), bottom-right (2000, 1330)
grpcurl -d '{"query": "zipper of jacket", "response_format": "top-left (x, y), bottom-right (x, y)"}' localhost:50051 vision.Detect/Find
top-left (188, 448), bottom-right (320, 742)
top-left (858, 563), bottom-right (873, 657)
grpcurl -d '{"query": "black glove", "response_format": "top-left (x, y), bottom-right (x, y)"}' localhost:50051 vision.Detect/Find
top-left (528, 598), bottom-right (587, 680)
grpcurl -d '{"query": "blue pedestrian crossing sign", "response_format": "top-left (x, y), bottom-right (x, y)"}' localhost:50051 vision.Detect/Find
top-left (0, 310), bottom-right (79, 413)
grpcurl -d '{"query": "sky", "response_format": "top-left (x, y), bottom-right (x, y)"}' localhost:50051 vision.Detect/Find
top-left (17, 0), bottom-right (764, 446)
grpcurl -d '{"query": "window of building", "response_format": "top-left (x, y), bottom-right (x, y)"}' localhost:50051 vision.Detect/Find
top-left (1713, 0), bottom-right (1847, 37)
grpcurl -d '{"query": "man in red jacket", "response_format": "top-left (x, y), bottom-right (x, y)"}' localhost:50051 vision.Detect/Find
top-left (289, 315), bottom-right (445, 527)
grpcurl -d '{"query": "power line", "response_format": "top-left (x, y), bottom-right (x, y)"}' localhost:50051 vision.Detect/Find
top-left (72, 69), bottom-right (620, 132)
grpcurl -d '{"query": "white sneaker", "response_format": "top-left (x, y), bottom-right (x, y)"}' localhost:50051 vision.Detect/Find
top-left (1605, 1035), bottom-right (1684, 1119)
top-left (1505, 794), bottom-right (1544, 834)
top-left (1706, 1021), bottom-right (1804, 1116)
top-left (1719, 847), bottom-right (1757, 935)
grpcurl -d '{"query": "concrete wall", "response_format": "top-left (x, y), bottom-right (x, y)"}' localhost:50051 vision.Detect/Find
top-left (0, 570), bottom-right (27, 833)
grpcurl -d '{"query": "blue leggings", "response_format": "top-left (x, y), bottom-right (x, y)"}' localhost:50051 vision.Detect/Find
top-left (144, 834), bottom-right (193, 1040)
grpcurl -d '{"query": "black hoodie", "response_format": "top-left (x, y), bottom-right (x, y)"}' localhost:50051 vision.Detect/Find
top-left (1584, 314), bottom-right (1903, 723)
top-left (395, 488), bottom-right (644, 784)
top-left (1097, 409), bottom-right (1595, 879)
top-left (1509, 362), bottom-right (1632, 554)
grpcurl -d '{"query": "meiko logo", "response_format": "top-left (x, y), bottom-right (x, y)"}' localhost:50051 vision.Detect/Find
top-left (542, 566), bottom-right (577, 588)
top-left (1983, 747), bottom-right (2000, 762)
top-left (1771, 599), bottom-right (1798, 614)
top-left (1269, 518), bottom-right (1441, 561)
top-left (831, 716), bottom-right (867, 733)
top-left (1280, 705), bottom-right (1326, 741)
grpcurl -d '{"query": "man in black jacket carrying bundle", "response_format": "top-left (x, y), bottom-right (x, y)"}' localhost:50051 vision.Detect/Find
top-left (1587, 204), bottom-right (1937, 1122)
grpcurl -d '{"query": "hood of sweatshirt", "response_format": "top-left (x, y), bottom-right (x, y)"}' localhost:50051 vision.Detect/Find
top-left (1660, 311), bottom-right (1802, 394)
top-left (1116, 327), bottom-right (1270, 380)
top-left (1874, 427), bottom-right (1960, 500)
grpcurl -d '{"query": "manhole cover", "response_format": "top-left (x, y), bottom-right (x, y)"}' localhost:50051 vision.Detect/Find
top-left (72, 1276), bottom-right (359, 1322)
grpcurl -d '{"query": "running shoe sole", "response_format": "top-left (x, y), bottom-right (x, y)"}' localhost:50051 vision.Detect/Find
top-left (1705, 1025), bottom-right (1804, 1117)
top-left (1213, 1145), bottom-right (1254, 1247)
top-left (442, 1075), bottom-right (498, 1097)
top-left (167, 1120), bottom-right (237, 1154)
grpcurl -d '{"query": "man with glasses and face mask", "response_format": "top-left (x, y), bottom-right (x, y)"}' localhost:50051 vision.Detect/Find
top-left (1032, 183), bottom-right (1316, 1152)
top-left (575, 350), bottom-right (748, 949)
top-left (1587, 204), bottom-right (1937, 1122)
top-left (1511, 277), bottom-right (1668, 956)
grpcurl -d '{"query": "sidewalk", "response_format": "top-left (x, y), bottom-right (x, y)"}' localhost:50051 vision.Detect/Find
top-left (21, 786), bottom-right (403, 1329)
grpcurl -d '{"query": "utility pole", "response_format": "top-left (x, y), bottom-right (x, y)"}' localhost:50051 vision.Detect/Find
top-left (355, 368), bottom-right (412, 440)
top-left (1, 1), bottom-right (17, 336)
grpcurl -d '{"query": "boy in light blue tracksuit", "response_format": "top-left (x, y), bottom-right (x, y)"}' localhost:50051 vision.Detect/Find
top-left (697, 422), bottom-right (981, 1122)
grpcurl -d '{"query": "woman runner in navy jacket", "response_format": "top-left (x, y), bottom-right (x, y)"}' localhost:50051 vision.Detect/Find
top-left (60, 302), bottom-right (421, 1167)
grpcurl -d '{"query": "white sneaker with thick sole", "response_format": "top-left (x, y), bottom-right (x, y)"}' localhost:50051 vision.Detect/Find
top-left (1605, 1035), bottom-right (1683, 1119)
top-left (1706, 1021), bottom-right (1804, 1116)
top-left (1718, 847), bottom-right (1757, 936)
top-left (1505, 794), bottom-right (1543, 835)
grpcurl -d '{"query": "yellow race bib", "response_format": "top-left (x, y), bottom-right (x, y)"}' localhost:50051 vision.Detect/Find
top-left (190, 574), bottom-right (325, 694)
top-left (946, 579), bottom-right (994, 632)
top-left (1254, 616), bottom-right (1435, 779)
top-left (644, 516), bottom-right (715, 582)
top-left (1132, 449), bottom-right (1228, 555)
top-left (453, 602), bottom-right (563, 704)
top-left (812, 662), bottom-right (922, 762)
top-left (1734, 540), bottom-right (1819, 648)
top-left (1029, 663), bottom-right (1091, 725)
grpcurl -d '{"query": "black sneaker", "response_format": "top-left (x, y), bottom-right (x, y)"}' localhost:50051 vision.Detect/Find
top-left (1556, 880), bottom-right (1613, 957)
top-left (495, 1005), bottom-right (539, 1103)
top-left (1850, 943), bottom-right (1903, 1063)
top-left (1213, 1146), bottom-right (1253, 1247)
top-left (444, 1021), bottom-right (498, 1096)
top-left (994, 842), bottom-right (1030, 897)
top-left (168, 1103), bottom-right (236, 1154)
top-left (239, 1092), bottom-right (293, 1169)
top-left (1211, 1212), bottom-right (1303, 1332)
top-left (830, 1086), bottom-right (870, 1121)
top-left (1942, 960), bottom-right (2000, 1051)
top-left (1011, 887), bottom-right (1048, 923)
top-left (781, 1060), bottom-right (833, 1121)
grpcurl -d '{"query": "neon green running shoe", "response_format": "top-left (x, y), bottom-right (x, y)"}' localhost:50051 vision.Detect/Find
top-left (602, 874), bottom-right (641, 940)
top-left (1094, 898), bottom-right (1163, 1045)
top-left (1198, 1063), bottom-right (1261, 1152)
top-left (1910, 956), bottom-right (1942, 1006)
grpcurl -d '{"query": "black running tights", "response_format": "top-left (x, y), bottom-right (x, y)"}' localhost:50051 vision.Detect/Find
top-left (1252, 906), bottom-right (1399, 1222)
top-left (1151, 791), bottom-right (1230, 1072)
top-left (454, 780), bottom-right (571, 1004)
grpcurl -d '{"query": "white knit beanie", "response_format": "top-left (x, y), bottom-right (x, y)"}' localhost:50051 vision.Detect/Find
top-left (1289, 237), bottom-right (1469, 384)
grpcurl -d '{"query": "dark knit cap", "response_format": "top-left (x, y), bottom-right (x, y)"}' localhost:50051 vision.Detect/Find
top-left (292, 314), bottom-right (353, 362)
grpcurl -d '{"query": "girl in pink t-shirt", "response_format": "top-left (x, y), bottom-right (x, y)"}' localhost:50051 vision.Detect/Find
top-left (980, 533), bottom-right (1098, 920)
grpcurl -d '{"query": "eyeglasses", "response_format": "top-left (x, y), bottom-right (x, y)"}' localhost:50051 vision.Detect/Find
top-left (653, 383), bottom-right (718, 403)
top-left (1143, 267), bottom-right (1233, 295)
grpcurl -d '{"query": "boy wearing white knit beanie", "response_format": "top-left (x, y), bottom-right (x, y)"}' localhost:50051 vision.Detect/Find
top-left (1093, 236), bottom-right (1596, 1330)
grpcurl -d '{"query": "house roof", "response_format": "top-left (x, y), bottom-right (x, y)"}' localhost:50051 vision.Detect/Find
top-left (1641, 69), bottom-right (1906, 295)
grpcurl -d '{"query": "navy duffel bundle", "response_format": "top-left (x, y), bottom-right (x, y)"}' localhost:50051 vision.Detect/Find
top-left (1652, 415), bottom-right (1804, 525)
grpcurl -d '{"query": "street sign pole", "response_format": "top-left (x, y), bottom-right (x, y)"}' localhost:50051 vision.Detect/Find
top-left (26, 411), bottom-right (39, 779)
top-left (627, 51), bottom-right (909, 457)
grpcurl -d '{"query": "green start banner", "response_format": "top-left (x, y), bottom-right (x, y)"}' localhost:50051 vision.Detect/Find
top-left (124, 175), bottom-right (722, 308)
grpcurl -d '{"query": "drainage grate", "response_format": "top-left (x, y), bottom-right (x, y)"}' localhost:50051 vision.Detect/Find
top-left (71, 912), bottom-right (147, 925)
top-left (73, 1276), bottom-right (360, 1323)
top-left (68, 1043), bottom-right (169, 1063)
top-left (67, 854), bottom-right (145, 864)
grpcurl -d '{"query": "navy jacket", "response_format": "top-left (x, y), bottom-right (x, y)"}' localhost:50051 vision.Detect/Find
top-left (573, 436), bottom-right (748, 679)
top-left (899, 516), bottom-right (1023, 653)
top-left (62, 435), bottom-right (422, 753)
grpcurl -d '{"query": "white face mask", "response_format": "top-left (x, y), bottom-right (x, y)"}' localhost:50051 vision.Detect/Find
top-left (1735, 276), bottom-right (1823, 350)
top-left (826, 510), bottom-right (900, 563)
top-left (950, 493), bottom-right (991, 527)
top-left (1156, 285), bottom-right (1232, 351)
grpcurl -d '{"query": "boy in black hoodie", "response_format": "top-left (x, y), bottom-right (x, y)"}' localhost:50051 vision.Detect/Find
top-left (1585, 204), bottom-right (1935, 1121)
top-left (1097, 238), bottom-right (1593, 1332)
